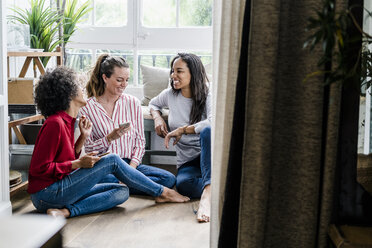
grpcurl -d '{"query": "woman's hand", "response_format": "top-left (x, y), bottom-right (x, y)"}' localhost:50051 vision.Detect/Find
top-left (106, 124), bottom-right (131, 142)
top-left (154, 116), bottom-right (168, 138)
top-left (164, 127), bottom-right (184, 149)
top-left (129, 160), bottom-right (139, 169)
top-left (79, 115), bottom-right (92, 138)
top-left (71, 152), bottom-right (101, 169)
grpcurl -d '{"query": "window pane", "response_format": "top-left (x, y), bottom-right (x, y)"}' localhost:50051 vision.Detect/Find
top-left (95, 0), bottom-right (127, 26)
top-left (194, 51), bottom-right (213, 75)
top-left (142, 0), bottom-right (176, 27)
top-left (6, 0), bottom-right (30, 10)
top-left (180, 0), bottom-right (212, 26)
top-left (65, 48), bottom-right (93, 72)
top-left (77, 0), bottom-right (93, 25)
top-left (138, 51), bottom-right (212, 84)
top-left (139, 52), bottom-right (173, 68)
top-left (138, 51), bottom-right (173, 84)
top-left (96, 49), bottom-right (134, 84)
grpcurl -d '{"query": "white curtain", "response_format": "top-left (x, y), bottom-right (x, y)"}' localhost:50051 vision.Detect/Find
top-left (210, 0), bottom-right (247, 246)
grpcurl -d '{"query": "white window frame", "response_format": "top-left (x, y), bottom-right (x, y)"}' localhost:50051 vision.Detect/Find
top-left (0, 0), bottom-right (11, 216)
top-left (67, 0), bottom-right (213, 86)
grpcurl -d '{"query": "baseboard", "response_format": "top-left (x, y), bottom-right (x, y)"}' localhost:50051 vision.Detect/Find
top-left (0, 201), bottom-right (12, 216)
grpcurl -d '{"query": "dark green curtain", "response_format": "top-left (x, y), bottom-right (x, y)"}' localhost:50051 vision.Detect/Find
top-left (217, 0), bottom-right (358, 247)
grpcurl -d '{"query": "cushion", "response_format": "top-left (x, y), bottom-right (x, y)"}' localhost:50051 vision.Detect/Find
top-left (141, 65), bottom-right (170, 106)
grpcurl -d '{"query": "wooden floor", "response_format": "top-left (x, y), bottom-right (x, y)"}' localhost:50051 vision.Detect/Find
top-left (12, 190), bottom-right (210, 248)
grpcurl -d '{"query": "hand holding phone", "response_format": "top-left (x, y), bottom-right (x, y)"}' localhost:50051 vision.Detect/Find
top-left (119, 122), bottom-right (130, 129)
top-left (106, 122), bottom-right (131, 142)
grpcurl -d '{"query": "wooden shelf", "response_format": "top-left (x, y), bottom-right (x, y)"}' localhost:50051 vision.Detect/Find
top-left (8, 115), bottom-right (44, 197)
top-left (10, 181), bottom-right (28, 197)
top-left (9, 114), bottom-right (44, 145)
top-left (7, 48), bottom-right (62, 199)
top-left (7, 47), bottom-right (63, 78)
top-left (7, 51), bottom-right (62, 57)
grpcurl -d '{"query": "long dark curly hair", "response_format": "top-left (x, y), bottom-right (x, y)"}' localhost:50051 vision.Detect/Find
top-left (170, 53), bottom-right (209, 124)
top-left (86, 54), bottom-right (129, 98)
top-left (34, 66), bottom-right (78, 118)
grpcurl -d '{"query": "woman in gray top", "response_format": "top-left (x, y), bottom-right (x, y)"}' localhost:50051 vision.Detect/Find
top-left (149, 53), bottom-right (211, 223)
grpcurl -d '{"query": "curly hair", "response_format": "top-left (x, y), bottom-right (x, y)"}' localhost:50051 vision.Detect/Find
top-left (34, 66), bottom-right (78, 118)
top-left (170, 53), bottom-right (209, 124)
top-left (86, 54), bottom-right (129, 98)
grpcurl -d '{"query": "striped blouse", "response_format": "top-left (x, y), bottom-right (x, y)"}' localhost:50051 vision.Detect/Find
top-left (80, 94), bottom-right (145, 165)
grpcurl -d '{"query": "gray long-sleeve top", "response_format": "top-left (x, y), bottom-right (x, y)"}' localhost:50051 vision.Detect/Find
top-left (149, 88), bottom-right (212, 167)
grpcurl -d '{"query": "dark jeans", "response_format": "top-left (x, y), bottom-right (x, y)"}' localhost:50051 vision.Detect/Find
top-left (176, 126), bottom-right (211, 198)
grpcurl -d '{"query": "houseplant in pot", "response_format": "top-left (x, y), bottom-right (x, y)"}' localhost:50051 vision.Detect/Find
top-left (8, 0), bottom-right (62, 66)
top-left (8, 0), bottom-right (91, 67)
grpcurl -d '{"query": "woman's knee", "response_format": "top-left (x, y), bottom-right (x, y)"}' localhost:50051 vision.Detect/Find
top-left (113, 185), bottom-right (129, 205)
top-left (164, 173), bottom-right (176, 189)
top-left (176, 177), bottom-right (194, 195)
top-left (200, 126), bottom-right (211, 141)
top-left (158, 168), bottom-right (176, 188)
top-left (105, 153), bottom-right (122, 162)
top-left (97, 153), bottom-right (124, 171)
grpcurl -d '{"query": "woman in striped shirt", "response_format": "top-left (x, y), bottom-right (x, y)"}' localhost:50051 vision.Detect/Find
top-left (80, 54), bottom-right (177, 195)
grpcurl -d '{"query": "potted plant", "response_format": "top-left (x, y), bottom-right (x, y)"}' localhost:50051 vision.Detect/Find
top-left (8, 0), bottom-right (91, 67)
top-left (8, 0), bottom-right (62, 66)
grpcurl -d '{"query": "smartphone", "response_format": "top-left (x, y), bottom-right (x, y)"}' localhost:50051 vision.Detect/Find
top-left (119, 122), bottom-right (130, 129)
top-left (97, 151), bottom-right (110, 157)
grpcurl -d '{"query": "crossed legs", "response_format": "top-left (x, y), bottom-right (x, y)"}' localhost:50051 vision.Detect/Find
top-left (32, 154), bottom-right (189, 218)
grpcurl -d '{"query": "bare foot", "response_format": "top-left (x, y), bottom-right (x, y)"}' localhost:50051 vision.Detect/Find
top-left (197, 185), bottom-right (211, 223)
top-left (46, 208), bottom-right (70, 218)
top-left (155, 187), bottom-right (190, 203)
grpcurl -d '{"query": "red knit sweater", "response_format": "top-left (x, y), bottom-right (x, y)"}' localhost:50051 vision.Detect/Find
top-left (27, 111), bottom-right (79, 194)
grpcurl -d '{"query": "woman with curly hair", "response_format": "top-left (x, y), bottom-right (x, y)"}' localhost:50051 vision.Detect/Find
top-left (81, 54), bottom-right (177, 195)
top-left (28, 67), bottom-right (189, 218)
top-left (149, 53), bottom-right (212, 222)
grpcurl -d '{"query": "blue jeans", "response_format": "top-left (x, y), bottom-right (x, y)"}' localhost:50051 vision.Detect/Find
top-left (100, 159), bottom-right (176, 195)
top-left (176, 126), bottom-right (211, 198)
top-left (30, 154), bottom-right (164, 217)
